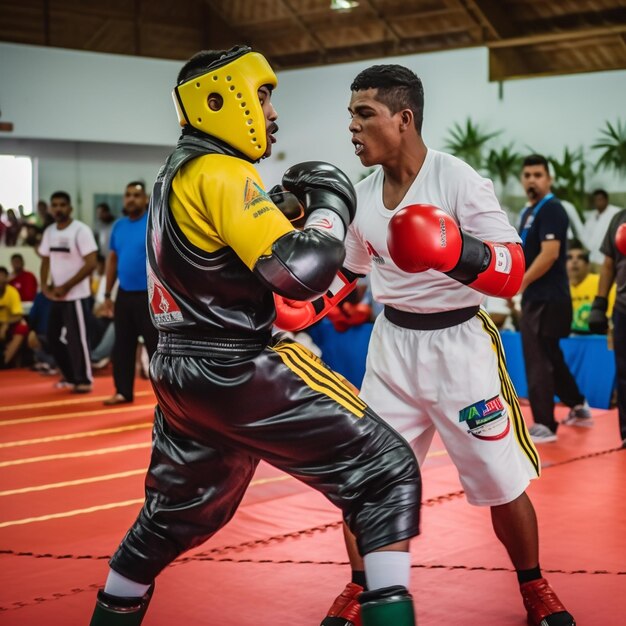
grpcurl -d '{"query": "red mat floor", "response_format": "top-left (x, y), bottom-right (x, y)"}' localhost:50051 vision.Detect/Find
top-left (1, 366), bottom-right (624, 625)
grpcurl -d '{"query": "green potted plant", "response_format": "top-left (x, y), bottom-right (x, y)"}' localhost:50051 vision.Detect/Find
top-left (592, 119), bottom-right (626, 177)
top-left (547, 147), bottom-right (587, 217)
top-left (443, 118), bottom-right (500, 172)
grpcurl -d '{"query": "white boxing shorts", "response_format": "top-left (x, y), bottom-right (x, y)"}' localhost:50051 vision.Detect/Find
top-left (360, 308), bottom-right (540, 506)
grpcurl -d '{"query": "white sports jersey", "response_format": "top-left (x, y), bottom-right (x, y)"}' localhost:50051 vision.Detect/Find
top-left (344, 149), bottom-right (520, 313)
top-left (39, 220), bottom-right (98, 301)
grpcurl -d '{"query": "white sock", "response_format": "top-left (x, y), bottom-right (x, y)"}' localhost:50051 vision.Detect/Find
top-left (104, 568), bottom-right (151, 598)
top-left (363, 551), bottom-right (411, 591)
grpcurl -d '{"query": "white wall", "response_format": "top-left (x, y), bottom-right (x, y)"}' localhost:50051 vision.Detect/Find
top-left (1, 42), bottom-right (625, 224)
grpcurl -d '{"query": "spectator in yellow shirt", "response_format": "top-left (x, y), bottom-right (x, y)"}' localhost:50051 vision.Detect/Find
top-left (567, 240), bottom-right (614, 334)
top-left (0, 265), bottom-right (28, 367)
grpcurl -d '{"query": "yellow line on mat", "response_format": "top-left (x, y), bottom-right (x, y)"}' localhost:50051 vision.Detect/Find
top-left (0, 442), bottom-right (151, 468)
top-left (0, 469), bottom-right (147, 496)
top-left (0, 423), bottom-right (152, 448)
top-left (0, 390), bottom-right (154, 413)
top-left (0, 476), bottom-right (293, 528)
top-left (0, 404), bottom-right (155, 427)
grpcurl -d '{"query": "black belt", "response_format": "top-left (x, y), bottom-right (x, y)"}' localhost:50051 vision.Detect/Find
top-left (384, 305), bottom-right (480, 330)
top-left (157, 331), bottom-right (270, 357)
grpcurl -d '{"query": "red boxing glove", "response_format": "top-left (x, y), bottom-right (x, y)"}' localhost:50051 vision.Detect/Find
top-left (616, 223), bottom-right (626, 256)
top-left (327, 302), bottom-right (372, 332)
top-left (388, 204), bottom-right (524, 298)
top-left (387, 204), bottom-right (463, 273)
top-left (274, 269), bottom-right (358, 331)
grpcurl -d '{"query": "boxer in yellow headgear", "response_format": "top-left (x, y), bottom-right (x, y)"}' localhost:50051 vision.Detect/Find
top-left (172, 46), bottom-right (277, 160)
top-left (89, 45), bottom-right (421, 626)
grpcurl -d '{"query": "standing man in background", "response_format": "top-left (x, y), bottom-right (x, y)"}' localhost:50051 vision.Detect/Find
top-left (581, 189), bottom-right (622, 270)
top-left (94, 202), bottom-right (116, 258)
top-left (102, 181), bottom-right (158, 405)
top-left (589, 209), bottom-right (626, 448)
top-left (39, 191), bottom-right (98, 393)
top-left (518, 156), bottom-right (592, 441)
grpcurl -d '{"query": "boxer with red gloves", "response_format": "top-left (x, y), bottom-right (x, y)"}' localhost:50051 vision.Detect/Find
top-left (387, 203), bottom-right (525, 298)
top-left (320, 63), bottom-right (575, 626)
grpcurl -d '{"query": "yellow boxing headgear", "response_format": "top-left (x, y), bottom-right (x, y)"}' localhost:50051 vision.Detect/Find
top-left (173, 46), bottom-right (277, 160)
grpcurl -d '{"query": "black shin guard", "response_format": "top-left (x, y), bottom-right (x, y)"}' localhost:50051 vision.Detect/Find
top-left (89, 584), bottom-right (154, 626)
top-left (359, 585), bottom-right (416, 626)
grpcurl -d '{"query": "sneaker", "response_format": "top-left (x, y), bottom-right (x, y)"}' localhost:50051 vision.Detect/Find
top-left (320, 582), bottom-right (363, 626)
top-left (53, 380), bottom-right (73, 389)
top-left (528, 424), bottom-right (558, 443)
top-left (92, 356), bottom-right (110, 370)
top-left (520, 577), bottom-right (575, 626)
top-left (562, 401), bottom-right (594, 427)
top-left (72, 383), bottom-right (93, 394)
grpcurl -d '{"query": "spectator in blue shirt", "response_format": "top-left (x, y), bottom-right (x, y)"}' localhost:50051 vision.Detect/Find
top-left (101, 182), bottom-right (158, 404)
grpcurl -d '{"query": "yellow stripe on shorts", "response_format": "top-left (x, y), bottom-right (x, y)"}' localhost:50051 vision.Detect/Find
top-left (477, 310), bottom-right (541, 476)
top-left (272, 341), bottom-right (366, 418)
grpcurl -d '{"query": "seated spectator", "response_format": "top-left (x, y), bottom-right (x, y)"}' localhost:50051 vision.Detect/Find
top-left (483, 295), bottom-right (520, 331)
top-left (0, 266), bottom-right (28, 368)
top-left (9, 253), bottom-right (38, 302)
top-left (27, 290), bottom-right (57, 374)
top-left (567, 239), bottom-right (615, 334)
top-left (90, 277), bottom-right (118, 370)
top-left (34, 199), bottom-right (54, 230)
top-left (3, 209), bottom-right (23, 246)
top-left (22, 223), bottom-right (43, 247)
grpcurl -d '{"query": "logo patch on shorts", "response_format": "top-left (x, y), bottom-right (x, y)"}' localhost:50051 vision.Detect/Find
top-left (459, 395), bottom-right (510, 441)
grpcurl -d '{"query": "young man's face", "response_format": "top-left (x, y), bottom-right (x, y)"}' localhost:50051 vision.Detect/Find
top-left (259, 85), bottom-right (278, 159)
top-left (521, 165), bottom-right (552, 202)
top-left (348, 88), bottom-right (403, 168)
top-left (49, 197), bottom-right (72, 224)
top-left (566, 248), bottom-right (589, 283)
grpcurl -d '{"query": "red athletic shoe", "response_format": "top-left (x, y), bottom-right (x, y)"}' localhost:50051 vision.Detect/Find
top-left (520, 578), bottom-right (575, 626)
top-left (320, 583), bottom-right (363, 626)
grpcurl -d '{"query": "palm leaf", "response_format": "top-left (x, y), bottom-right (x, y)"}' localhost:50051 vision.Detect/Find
top-left (592, 119), bottom-right (626, 176)
top-left (443, 118), bottom-right (500, 171)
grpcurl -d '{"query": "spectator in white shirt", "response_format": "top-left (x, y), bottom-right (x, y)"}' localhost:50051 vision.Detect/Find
top-left (582, 189), bottom-right (622, 269)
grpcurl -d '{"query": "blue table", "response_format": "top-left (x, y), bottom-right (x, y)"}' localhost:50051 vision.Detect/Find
top-left (308, 321), bottom-right (615, 409)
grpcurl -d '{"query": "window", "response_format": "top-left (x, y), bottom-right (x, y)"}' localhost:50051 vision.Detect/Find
top-left (0, 155), bottom-right (36, 216)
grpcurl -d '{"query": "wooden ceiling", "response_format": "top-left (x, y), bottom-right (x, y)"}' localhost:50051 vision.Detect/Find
top-left (2, 0), bottom-right (626, 81)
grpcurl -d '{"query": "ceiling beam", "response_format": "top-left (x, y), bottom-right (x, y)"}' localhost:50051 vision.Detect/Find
top-left (361, 0), bottom-right (401, 46)
top-left (488, 24), bottom-right (626, 49)
top-left (458, 0), bottom-right (516, 40)
top-left (201, 1), bottom-right (241, 50)
top-left (278, 0), bottom-right (327, 57)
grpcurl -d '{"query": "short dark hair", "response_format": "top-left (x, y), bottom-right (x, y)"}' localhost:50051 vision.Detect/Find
top-left (126, 181), bottom-right (146, 192)
top-left (522, 154), bottom-right (550, 175)
top-left (351, 64), bottom-right (425, 133)
top-left (10, 253), bottom-right (24, 262)
top-left (592, 188), bottom-right (609, 200)
top-left (50, 191), bottom-right (71, 204)
top-left (0, 266), bottom-right (8, 276)
top-left (96, 202), bottom-right (112, 212)
top-left (567, 239), bottom-right (589, 262)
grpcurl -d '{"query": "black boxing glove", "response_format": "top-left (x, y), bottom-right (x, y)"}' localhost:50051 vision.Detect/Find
top-left (281, 161), bottom-right (357, 240)
top-left (588, 296), bottom-right (609, 335)
top-left (268, 185), bottom-right (306, 228)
